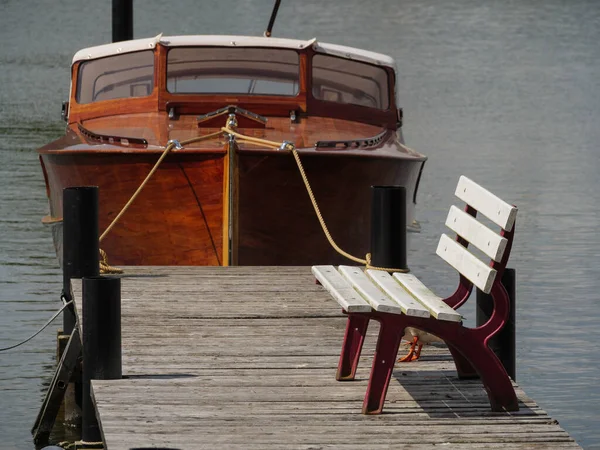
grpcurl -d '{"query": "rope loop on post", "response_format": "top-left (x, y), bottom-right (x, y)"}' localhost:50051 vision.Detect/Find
top-left (99, 248), bottom-right (123, 274)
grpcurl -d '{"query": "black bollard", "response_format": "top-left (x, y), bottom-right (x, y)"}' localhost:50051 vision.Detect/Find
top-left (82, 276), bottom-right (122, 443)
top-left (476, 268), bottom-right (516, 380)
top-left (370, 186), bottom-right (408, 271)
top-left (62, 186), bottom-right (100, 335)
top-left (112, 0), bottom-right (133, 43)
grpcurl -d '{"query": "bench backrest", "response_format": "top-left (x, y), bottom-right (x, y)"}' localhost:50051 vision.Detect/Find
top-left (437, 176), bottom-right (517, 294)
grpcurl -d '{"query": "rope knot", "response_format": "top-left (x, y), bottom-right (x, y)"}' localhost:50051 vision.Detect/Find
top-left (99, 248), bottom-right (124, 274)
top-left (364, 252), bottom-right (410, 273)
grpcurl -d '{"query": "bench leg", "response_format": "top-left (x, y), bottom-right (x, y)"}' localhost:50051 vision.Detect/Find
top-left (470, 345), bottom-right (519, 411)
top-left (336, 314), bottom-right (370, 381)
top-left (448, 338), bottom-right (519, 412)
top-left (447, 344), bottom-right (479, 379)
top-left (362, 317), bottom-right (404, 414)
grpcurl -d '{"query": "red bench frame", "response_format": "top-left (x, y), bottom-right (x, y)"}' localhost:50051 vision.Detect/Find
top-left (333, 189), bottom-right (518, 414)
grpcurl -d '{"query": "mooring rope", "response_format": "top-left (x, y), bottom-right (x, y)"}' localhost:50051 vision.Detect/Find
top-left (288, 146), bottom-right (366, 265)
top-left (289, 144), bottom-right (408, 273)
top-left (0, 298), bottom-right (73, 352)
top-left (96, 130), bottom-right (223, 274)
top-left (94, 121), bottom-right (406, 273)
top-left (220, 125), bottom-right (408, 273)
top-left (99, 248), bottom-right (123, 274)
top-left (99, 130), bottom-right (223, 243)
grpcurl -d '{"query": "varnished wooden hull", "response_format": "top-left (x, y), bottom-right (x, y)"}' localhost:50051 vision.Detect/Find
top-left (40, 149), bottom-right (423, 266)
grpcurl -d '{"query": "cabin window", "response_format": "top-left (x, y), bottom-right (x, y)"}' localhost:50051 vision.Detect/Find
top-left (166, 48), bottom-right (299, 96)
top-left (311, 54), bottom-right (389, 110)
top-left (76, 51), bottom-right (155, 104)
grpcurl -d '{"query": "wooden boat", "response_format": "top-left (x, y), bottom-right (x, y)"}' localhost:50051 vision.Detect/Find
top-left (39, 34), bottom-right (427, 266)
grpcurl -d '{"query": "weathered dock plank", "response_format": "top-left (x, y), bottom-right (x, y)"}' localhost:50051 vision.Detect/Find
top-left (73, 267), bottom-right (580, 449)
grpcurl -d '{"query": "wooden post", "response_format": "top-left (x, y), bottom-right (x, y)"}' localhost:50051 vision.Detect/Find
top-left (476, 268), bottom-right (516, 380)
top-left (112, 0), bottom-right (133, 43)
top-left (82, 275), bottom-right (122, 444)
top-left (369, 186), bottom-right (408, 271)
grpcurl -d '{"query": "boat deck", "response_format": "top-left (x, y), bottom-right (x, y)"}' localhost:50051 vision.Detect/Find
top-left (73, 266), bottom-right (580, 449)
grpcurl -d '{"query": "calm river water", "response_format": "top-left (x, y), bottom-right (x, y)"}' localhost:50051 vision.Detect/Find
top-left (1, 0), bottom-right (599, 448)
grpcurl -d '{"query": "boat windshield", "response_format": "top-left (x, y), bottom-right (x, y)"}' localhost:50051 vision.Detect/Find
top-left (312, 54), bottom-right (389, 110)
top-left (167, 47), bottom-right (300, 96)
top-left (73, 42), bottom-right (393, 119)
top-left (76, 50), bottom-right (155, 104)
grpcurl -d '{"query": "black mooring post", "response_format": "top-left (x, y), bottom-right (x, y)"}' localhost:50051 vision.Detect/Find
top-left (476, 268), bottom-right (516, 380)
top-left (62, 186), bottom-right (100, 335)
top-left (370, 186), bottom-right (408, 271)
top-left (82, 275), bottom-right (122, 443)
top-left (112, 0), bottom-right (133, 43)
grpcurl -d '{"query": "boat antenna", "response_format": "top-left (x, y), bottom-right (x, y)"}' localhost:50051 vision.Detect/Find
top-left (264, 0), bottom-right (282, 37)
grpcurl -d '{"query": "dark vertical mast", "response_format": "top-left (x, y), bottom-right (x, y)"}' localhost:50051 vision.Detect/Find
top-left (264, 0), bottom-right (282, 37)
top-left (112, 0), bottom-right (133, 42)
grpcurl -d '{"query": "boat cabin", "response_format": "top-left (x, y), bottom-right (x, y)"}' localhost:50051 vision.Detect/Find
top-left (66, 35), bottom-right (402, 129)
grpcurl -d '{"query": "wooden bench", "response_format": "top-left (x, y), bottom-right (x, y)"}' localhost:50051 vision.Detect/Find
top-left (313, 175), bottom-right (518, 414)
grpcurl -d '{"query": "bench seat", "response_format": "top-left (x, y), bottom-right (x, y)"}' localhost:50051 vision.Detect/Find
top-left (313, 265), bottom-right (461, 322)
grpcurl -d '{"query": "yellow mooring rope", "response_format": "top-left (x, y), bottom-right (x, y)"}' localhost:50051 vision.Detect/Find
top-left (97, 130), bottom-right (223, 274)
top-left (220, 126), bottom-right (408, 273)
top-left (99, 248), bottom-right (123, 274)
top-left (98, 122), bottom-right (407, 274)
top-left (99, 130), bottom-right (223, 243)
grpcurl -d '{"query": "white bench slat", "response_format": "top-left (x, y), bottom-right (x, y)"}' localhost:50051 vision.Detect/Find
top-left (455, 176), bottom-right (517, 231)
top-left (339, 266), bottom-right (404, 314)
top-left (436, 234), bottom-right (497, 293)
top-left (366, 269), bottom-right (430, 318)
top-left (445, 205), bottom-right (508, 262)
top-left (312, 265), bottom-right (372, 313)
top-left (392, 272), bottom-right (463, 322)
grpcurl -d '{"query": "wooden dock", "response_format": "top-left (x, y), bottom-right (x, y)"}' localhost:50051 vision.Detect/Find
top-left (73, 266), bottom-right (580, 449)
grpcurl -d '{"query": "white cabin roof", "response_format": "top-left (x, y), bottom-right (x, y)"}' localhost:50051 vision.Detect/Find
top-left (72, 34), bottom-right (396, 68)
